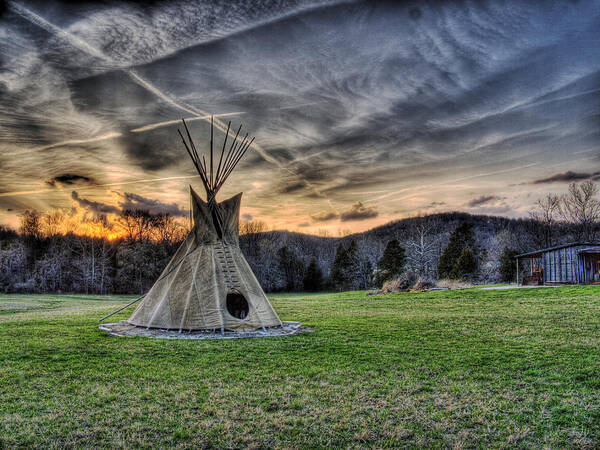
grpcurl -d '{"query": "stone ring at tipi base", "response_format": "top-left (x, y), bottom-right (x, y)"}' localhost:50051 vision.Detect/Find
top-left (98, 118), bottom-right (309, 339)
top-left (99, 321), bottom-right (310, 339)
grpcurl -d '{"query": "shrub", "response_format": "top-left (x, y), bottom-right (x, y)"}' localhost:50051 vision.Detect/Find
top-left (380, 270), bottom-right (435, 293)
top-left (411, 276), bottom-right (436, 291)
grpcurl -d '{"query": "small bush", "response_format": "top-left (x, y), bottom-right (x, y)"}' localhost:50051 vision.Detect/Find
top-left (381, 270), bottom-right (417, 293)
top-left (412, 276), bottom-right (435, 291)
top-left (380, 270), bottom-right (435, 293)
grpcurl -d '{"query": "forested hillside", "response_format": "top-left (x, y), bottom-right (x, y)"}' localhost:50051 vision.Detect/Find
top-left (3, 182), bottom-right (599, 293)
top-left (0, 209), bottom-right (584, 294)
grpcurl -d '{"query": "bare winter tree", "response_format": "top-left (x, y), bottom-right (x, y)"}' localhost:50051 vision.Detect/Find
top-left (478, 229), bottom-right (521, 282)
top-left (0, 240), bottom-right (27, 292)
top-left (19, 210), bottom-right (42, 240)
top-left (528, 194), bottom-right (561, 247)
top-left (67, 233), bottom-right (111, 294)
top-left (355, 237), bottom-right (378, 289)
top-left (405, 216), bottom-right (440, 277)
top-left (239, 221), bottom-right (269, 260)
top-left (42, 210), bottom-right (66, 237)
top-left (151, 214), bottom-right (186, 243)
top-left (117, 210), bottom-right (155, 242)
top-left (239, 220), bottom-right (268, 235)
top-left (560, 181), bottom-right (600, 242)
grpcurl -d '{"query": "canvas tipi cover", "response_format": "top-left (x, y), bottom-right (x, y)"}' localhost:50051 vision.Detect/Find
top-left (127, 187), bottom-right (282, 332)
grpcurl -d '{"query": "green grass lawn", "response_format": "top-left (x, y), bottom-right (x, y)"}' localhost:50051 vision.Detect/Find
top-left (1, 287), bottom-right (599, 448)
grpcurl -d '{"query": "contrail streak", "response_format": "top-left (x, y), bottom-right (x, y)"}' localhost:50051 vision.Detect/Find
top-left (34, 132), bottom-right (122, 151)
top-left (0, 175), bottom-right (201, 198)
top-left (126, 70), bottom-right (201, 116)
top-left (32, 115), bottom-right (245, 152)
top-left (130, 112), bottom-right (245, 133)
top-left (9, 2), bottom-right (205, 117)
top-left (9, 2), bottom-right (107, 60)
top-left (444, 163), bottom-right (538, 184)
top-left (10, 1), bottom-right (327, 200)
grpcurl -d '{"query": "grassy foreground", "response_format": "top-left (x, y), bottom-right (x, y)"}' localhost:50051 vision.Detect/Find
top-left (1, 287), bottom-right (599, 448)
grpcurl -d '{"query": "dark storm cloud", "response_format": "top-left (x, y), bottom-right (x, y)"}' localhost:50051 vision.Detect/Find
top-left (532, 171), bottom-right (600, 184)
top-left (278, 181), bottom-right (308, 194)
top-left (71, 191), bottom-right (188, 216)
top-left (466, 195), bottom-right (502, 207)
top-left (116, 192), bottom-right (188, 217)
top-left (310, 211), bottom-right (338, 222)
top-left (71, 191), bottom-right (120, 215)
top-left (340, 202), bottom-right (378, 222)
top-left (46, 174), bottom-right (94, 186)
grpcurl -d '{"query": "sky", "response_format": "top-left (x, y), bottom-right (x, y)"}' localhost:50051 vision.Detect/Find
top-left (0, 0), bottom-right (599, 235)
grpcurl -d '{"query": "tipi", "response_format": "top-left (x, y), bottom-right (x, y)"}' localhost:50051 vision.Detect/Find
top-left (126, 119), bottom-right (282, 333)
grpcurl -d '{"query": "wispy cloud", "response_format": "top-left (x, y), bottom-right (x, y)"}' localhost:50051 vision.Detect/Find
top-left (466, 195), bottom-right (502, 207)
top-left (531, 171), bottom-right (600, 184)
top-left (8, 1), bottom-right (331, 201)
top-left (0, 176), bottom-right (200, 198)
top-left (1, 0), bottom-right (600, 231)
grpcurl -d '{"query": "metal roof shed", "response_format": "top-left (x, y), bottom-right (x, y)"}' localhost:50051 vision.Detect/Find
top-left (515, 243), bottom-right (600, 285)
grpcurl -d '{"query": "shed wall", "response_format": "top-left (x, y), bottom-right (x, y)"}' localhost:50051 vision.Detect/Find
top-left (542, 245), bottom-right (588, 284)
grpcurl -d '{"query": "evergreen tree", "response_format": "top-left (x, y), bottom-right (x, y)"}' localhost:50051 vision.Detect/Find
top-left (438, 223), bottom-right (476, 278)
top-left (303, 258), bottom-right (323, 291)
top-left (329, 243), bottom-right (348, 289)
top-left (344, 240), bottom-right (363, 289)
top-left (277, 246), bottom-right (305, 291)
top-left (329, 240), bottom-right (362, 290)
top-left (450, 248), bottom-right (478, 279)
top-left (375, 240), bottom-right (406, 286)
top-left (344, 240), bottom-right (359, 276)
top-left (499, 247), bottom-right (519, 282)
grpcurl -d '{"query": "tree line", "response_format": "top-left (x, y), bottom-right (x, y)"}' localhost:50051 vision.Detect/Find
top-left (1, 181), bottom-right (599, 294)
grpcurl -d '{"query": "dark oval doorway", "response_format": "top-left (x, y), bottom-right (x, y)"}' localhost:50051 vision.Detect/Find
top-left (226, 292), bottom-right (249, 319)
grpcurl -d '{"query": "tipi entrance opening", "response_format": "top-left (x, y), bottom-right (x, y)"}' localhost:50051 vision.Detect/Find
top-left (226, 291), bottom-right (249, 319)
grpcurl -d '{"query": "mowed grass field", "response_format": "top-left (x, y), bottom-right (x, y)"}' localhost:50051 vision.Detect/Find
top-left (1, 287), bottom-right (599, 448)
